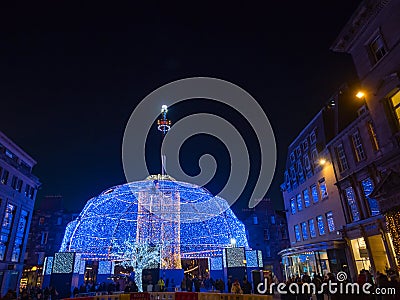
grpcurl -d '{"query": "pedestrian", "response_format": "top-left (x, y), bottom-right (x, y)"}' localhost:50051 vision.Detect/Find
top-left (231, 279), bottom-right (243, 294)
top-left (242, 278), bottom-right (252, 294)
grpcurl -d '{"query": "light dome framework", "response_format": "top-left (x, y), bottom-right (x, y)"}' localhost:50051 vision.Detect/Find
top-left (60, 179), bottom-right (249, 262)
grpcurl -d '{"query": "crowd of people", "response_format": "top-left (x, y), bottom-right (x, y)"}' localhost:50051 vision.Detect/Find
top-left (3, 286), bottom-right (59, 300)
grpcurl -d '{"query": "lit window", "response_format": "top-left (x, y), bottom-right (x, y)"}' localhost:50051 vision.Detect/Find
top-left (319, 178), bottom-right (328, 199)
top-left (326, 211), bottom-right (335, 232)
top-left (369, 34), bottom-right (387, 64)
top-left (308, 219), bottom-right (316, 238)
top-left (253, 216), bottom-right (258, 225)
top-left (301, 222), bottom-right (308, 240)
top-left (270, 215), bottom-right (276, 224)
top-left (361, 178), bottom-right (380, 216)
top-left (311, 184), bottom-right (319, 203)
top-left (294, 225), bottom-right (301, 242)
top-left (352, 131), bottom-right (366, 162)
top-left (296, 194), bottom-right (303, 211)
top-left (336, 143), bottom-right (349, 172)
top-left (317, 215), bottom-right (325, 235)
top-left (290, 198), bottom-right (296, 215)
top-left (11, 210), bottom-right (28, 262)
top-left (345, 187), bottom-right (360, 222)
top-left (41, 232), bottom-right (49, 245)
top-left (367, 122), bottom-right (380, 151)
top-left (303, 189), bottom-right (310, 208)
top-left (39, 217), bottom-right (45, 226)
top-left (390, 90), bottom-right (400, 126)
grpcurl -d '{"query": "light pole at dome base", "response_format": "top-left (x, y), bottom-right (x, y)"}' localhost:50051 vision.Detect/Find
top-left (157, 105), bottom-right (172, 178)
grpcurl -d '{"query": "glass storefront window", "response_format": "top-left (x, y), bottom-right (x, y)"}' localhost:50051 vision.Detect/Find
top-left (350, 237), bottom-right (371, 274)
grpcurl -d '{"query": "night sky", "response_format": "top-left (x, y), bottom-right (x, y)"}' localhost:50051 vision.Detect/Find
top-left (0, 2), bottom-right (361, 214)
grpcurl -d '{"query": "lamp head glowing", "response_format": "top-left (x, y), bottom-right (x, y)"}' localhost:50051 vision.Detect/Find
top-left (319, 158), bottom-right (327, 166)
top-left (356, 91), bottom-right (365, 99)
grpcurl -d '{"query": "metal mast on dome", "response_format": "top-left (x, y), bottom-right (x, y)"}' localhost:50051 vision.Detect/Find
top-left (157, 105), bottom-right (171, 178)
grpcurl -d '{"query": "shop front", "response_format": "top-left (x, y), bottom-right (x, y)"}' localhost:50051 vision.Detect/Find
top-left (278, 241), bottom-right (348, 280)
top-left (343, 216), bottom-right (397, 281)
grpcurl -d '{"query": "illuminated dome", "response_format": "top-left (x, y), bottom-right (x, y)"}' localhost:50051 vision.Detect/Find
top-left (60, 177), bottom-right (249, 261)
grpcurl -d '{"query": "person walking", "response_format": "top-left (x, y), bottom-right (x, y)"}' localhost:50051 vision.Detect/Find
top-left (231, 279), bottom-right (243, 294)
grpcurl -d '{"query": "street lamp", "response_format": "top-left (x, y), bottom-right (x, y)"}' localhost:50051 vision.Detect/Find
top-left (356, 91), bottom-right (365, 99)
top-left (319, 158), bottom-right (327, 166)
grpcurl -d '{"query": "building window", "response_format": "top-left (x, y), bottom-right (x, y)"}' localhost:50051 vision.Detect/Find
top-left (16, 179), bottom-right (23, 193)
top-left (311, 184), bottom-right (319, 203)
top-left (367, 122), bottom-right (380, 151)
top-left (369, 34), bottom-right (387, 64)
top-left (317, 215), bottom-right (325, 235)
top-left (326, 211), bottom-right (335, 232)
top-left (303, 189), bottom-right (311, 208)
top-left (290, 152), bottom-right (295, 163)
top-left (361, 178), bottom-right (380, 216)
top-left (253, 216), bottom-right (258, 225)
top-left (296, 194), bottom-right (303, 211)
top-left (301, 222), bottom-right (308, 240)
top-left (304, 155), bottom-right (311, 171)
top-left (39, 217), bottom-right (45, 226)
top-left (310, 130), bottom-right (317, 144)
top-left (311, 147), bottom-right (318, 167)
top-left (319, 178), bottom-right (328, 199)
top-left (390, 90), bottom-right (400, 126)
top-left (290, 198), bottom-right (296, 215)
top-left (0, 203), bottom-right (16, 260)
top-left (284, 171), bottom-right (291, 190)
top-left (294, 225), bottom-right (301, 242)
top-left (57, 217), bottom-right (63, 225)
top-left (11, 210), bottom-right (28, 262)
top-left (308, 219), bottom-right (316, 238)
top-left (352, 131), bottom-right (366, 162)
top-left (1, 170), bottom-right (9, 185)
top-left (302, 139), bottom-right (308, 151)
top-left (270, 215), bottom-right (276, 224)
top-left (336, 143), bottom-right (349, 172)
top-left (295, 146), bottom-right (301, 158)
top-left (264, 229), bottom-right (270, 241)
top-left (345, 187), bottom-right (360, 222)
top-left (11, 176), bottom-right (18, 189)
top-left (297, 160), bottom-right (305, 183)
top-left (41, 232), bottom-right (49, 245)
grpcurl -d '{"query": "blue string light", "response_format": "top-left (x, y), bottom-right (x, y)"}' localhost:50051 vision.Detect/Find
top-left (60, 179), bottom-right (249, 262)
